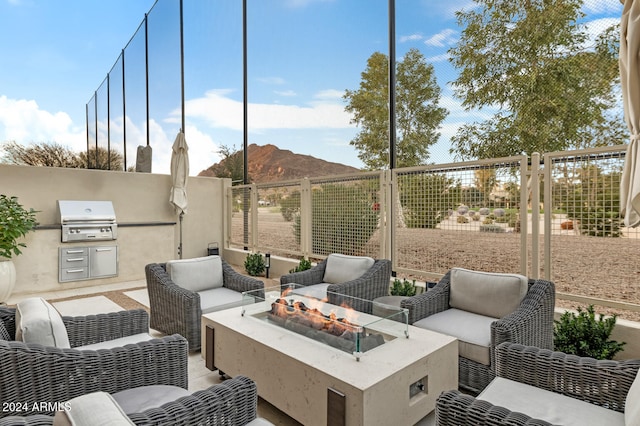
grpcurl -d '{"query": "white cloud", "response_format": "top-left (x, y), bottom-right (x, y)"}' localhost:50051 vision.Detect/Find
top-left (274, 90), bottom-right (297, 97)
top-left (424, 29), bottom-right (458, 48)
top-left (426, 53), bottom-right (450, 63)
top-left (184, 89), bottom-right (354, 131)
top-left (0, 95), bottom-right (85, 151)
top-left (314, 89), bottom-right (343, 100)
top-left (400, 33), bottom-right (423, 43)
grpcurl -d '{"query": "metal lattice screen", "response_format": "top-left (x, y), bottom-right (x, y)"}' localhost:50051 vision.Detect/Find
top-left (308, 174), bottom-right (383, 259)
top-left (544, 147), bottom-right (640, 314)
top-left (393, 159), bottom-right (526, 281)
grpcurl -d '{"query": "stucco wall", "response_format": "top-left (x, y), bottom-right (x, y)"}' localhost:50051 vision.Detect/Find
top-left (1, 164), bottom-right (228, 296)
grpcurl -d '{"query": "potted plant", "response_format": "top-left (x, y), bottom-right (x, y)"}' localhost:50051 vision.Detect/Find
top-left (244, 252), bottom-right (266, 277)
top-left (0, 195), bottom-right (38, 302)
top-left (553, 304), bottom-right (626, 360)
top-left (390, 278), bottom-right (417, 297)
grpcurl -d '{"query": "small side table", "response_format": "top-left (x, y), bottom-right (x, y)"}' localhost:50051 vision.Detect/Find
top-left (372, 295), bottom-right (407, 318)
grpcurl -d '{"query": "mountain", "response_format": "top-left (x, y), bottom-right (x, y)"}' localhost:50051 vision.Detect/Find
top-left (198, 144), bottom-right (360, 182)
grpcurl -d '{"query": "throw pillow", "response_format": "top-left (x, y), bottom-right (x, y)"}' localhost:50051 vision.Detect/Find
top-left (15, 297), bottom-right (71, 348)
top-left (323, 254), bottom-right (375, 284)
top-left (53, 391), bottom-right (135, 426)
top-left (166, 255), bottom-right (224, 293)
top-left (449, 267), bottom-right (528, 319)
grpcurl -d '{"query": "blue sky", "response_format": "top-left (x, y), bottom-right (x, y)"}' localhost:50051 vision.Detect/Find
top-left (0, 0), bottom-right (623, 175)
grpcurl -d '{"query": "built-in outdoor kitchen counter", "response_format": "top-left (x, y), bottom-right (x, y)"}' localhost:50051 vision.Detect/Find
top-left (52, 200), bottom-right (176, 283)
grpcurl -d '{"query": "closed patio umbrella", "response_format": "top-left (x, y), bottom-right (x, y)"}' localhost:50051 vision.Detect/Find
top-left (170, 130), bottom-right (189, 258)
top-left (620, 0), bottom-right (640, 227)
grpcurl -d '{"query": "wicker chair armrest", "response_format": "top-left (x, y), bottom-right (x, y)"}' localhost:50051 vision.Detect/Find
top-left (436, 390), bottom-right (551, 426)
top-left (400, 272), bottom-right (451, 324)
top-left (145, 263), bottom-right (202, 345)
top-left (280, 261), bottom-right (326, 286)
top-left (63, 309), bottom-right (150, 347)
top-left (492, 279), bottom-right (556, 349)
top-left (495, 342), bottom-right (640, 413)
top-left (0, 415), bottom-right (54, 425)
top-left (0, 334), bottom-right (189, 417)
top-left (327, 259), bottom-right (391, 298)
top-left (222, 260), bottom-right (264, 295)
top-left (0, 306), bottom-right (16, 340)
top-left (127, 375), bottom-right (258, 425)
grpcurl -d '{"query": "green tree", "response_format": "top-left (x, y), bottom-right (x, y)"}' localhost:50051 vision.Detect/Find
top-left (204, 144), bottom-right (246, 184)
top-left (344, 48), bottom-right (448, 169)
top-left (449, 0), bottom-right (625, 160)
top-left (1, 141), bottom-right (80, 167)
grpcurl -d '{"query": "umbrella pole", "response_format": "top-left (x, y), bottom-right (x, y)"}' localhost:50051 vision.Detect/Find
top-left (179, 211), bottom-right (184, 259)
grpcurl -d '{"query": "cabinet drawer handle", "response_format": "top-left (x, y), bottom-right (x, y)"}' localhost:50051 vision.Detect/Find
top-left (95, 248), bottom-right (112, 252)
top-left (65, 250), bottom-right (85, 254)
top-left (66, 269), bottom-right (85, 274)
top-left (66, 258), bottom-right (85, 262)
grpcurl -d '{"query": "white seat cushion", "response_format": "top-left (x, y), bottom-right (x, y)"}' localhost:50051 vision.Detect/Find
top-left (53, 391), bottom-right (135, 426)
top-left (290, 283), bottom-right (331, 301)
top-left (75, 333), bottom-right (153, 351)
top-left (449, 267), bottom-right (528, 318)
top-left (479, 377), bottom-right (624, 426)
top-left (322, 254), bottom-right (374, 284)
top-left (413, 308), bottom-right (495, 365)
top-left (16, 297), bottom-right (71, 348)
top-left (166, 255), bottom-right (224, 293)
top-left (199, 287), bottom-right (247, 314)
top-left (112, 385), bottom-right (191, 415)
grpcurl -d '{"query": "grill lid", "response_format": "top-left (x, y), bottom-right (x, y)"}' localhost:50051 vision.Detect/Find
top-left (57, 200), bottom-right (116, 224)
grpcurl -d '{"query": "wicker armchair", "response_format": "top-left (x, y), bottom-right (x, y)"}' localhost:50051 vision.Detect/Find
top-left (0, 375), bottom-right (265, 426)
top-left (400, 269), bottom-right (555, 394)
top-left (146, 257), bottom-right (264, 351)
top-left (0, 307), bottom-right (188, 418)
top-left (280, 255), bottom-right (392, 314)
top-left (436, 342), bottom-right (640, 426)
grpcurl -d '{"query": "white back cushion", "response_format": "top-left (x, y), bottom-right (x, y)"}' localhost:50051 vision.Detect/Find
top-left (16, 297), bottom-right (70, 348)
top-left (449, 268), bottom-right (528, 318)
top-left (626, 370), bottom-right (640, 426)
top-left (166, 255), bottom-right (223, 292)
top-left (323, 254), bottom-right (375, 284)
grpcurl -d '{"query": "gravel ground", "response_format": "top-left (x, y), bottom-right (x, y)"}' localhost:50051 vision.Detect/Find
top-left (235, 209), bottom-right (640, 322)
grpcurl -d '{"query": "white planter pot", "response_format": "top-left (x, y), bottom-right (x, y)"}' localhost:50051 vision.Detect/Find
top-left (0, 259), bottom-right (17, 303)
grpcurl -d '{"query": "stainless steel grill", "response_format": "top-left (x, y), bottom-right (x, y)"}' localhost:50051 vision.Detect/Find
top-left (57, 200), bottom-right (117, 243)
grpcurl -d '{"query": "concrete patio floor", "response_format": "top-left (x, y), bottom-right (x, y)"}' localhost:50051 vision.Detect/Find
top-left (7, 280), bottom-right (436, 426)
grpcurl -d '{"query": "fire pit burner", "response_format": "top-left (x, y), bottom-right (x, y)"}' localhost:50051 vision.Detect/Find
top-left (267, 298), bottom-right (385, 353)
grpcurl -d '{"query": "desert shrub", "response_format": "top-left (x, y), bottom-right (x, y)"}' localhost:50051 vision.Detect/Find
top-left (293, 183), bottom-right (379, 256)
top-left (244, 252), bottom-right (266, 276)
top-left (568, 207), bottom-right (622, 238)
top-left (478, 207), bottom-right (490, 215)
top-left (479, 224), bottom-right (504, 233)
top-left (280, 191), bottom-right (301, 222)
top-left (398, 174), bottom-right (457, 229)
top-left (289, 257), bottom-right (312, 273)
top-left (390, 278), bottom-right (417, 296)
top-left (457, 215), bottom-right (469, 224)
top-left (482, 217), bottom-right (494, 225)
top-left (554, 305), bottom-right (625, 360)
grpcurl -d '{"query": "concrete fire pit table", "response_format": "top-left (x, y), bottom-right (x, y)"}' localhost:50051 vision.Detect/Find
top-left (202, 287), bottom-right (458, 426)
